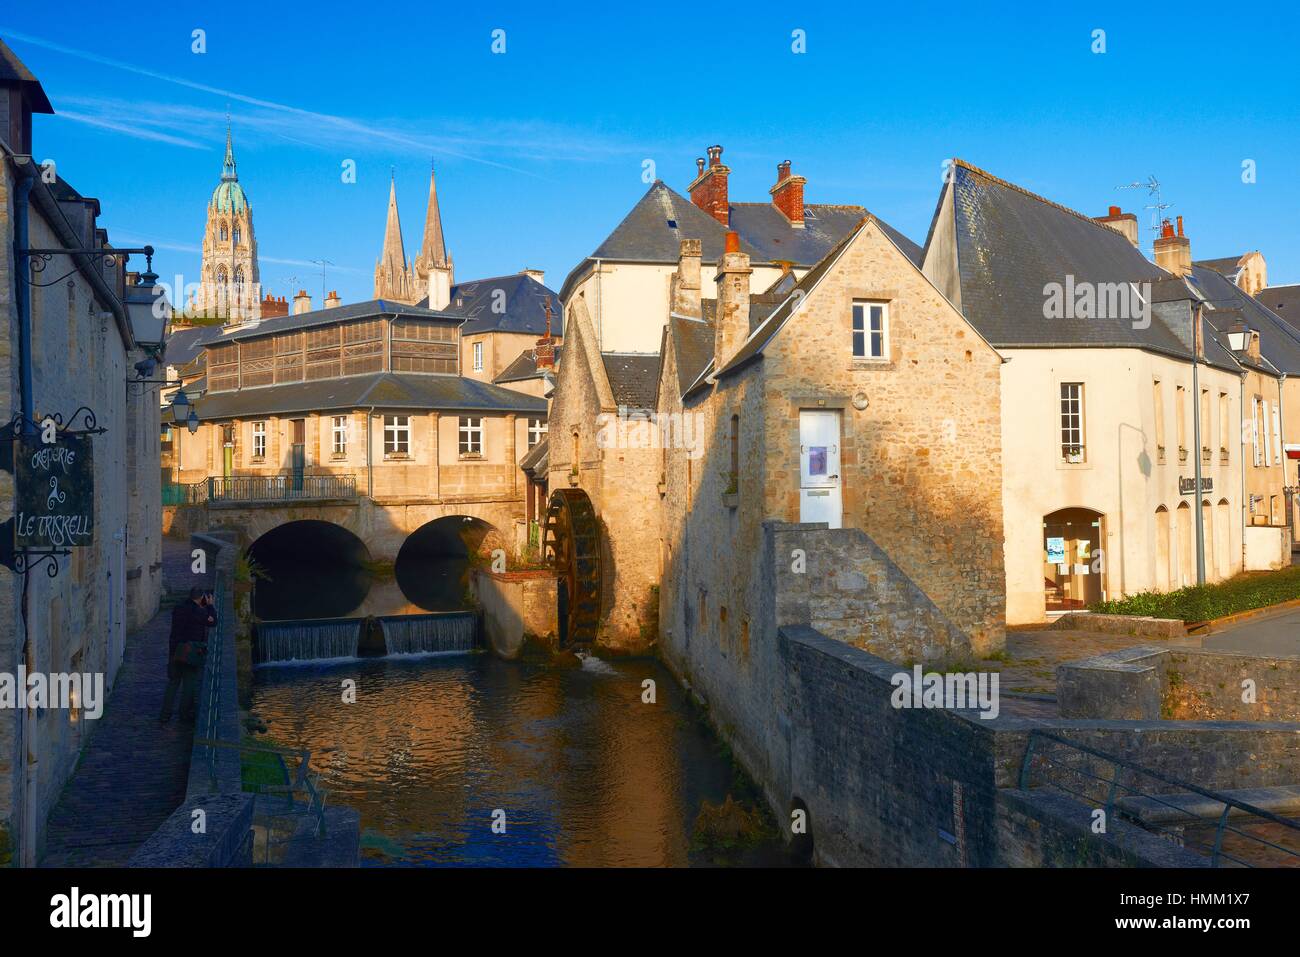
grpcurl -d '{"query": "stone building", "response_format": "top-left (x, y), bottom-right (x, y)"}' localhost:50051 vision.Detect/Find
top-left (173, 299), bottom-right (547, 499)
top-left (1, 41), bottom-right (163, 864)
top-left (657, 221), bottom-right (1006, 674)
top-left (195, 125), bottom-right (261, 322)
top-left (921, 160), bottom-right (1297, 624)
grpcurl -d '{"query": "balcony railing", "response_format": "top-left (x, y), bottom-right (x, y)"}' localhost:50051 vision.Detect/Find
top-left (164, 474), bottom-right (358, 505)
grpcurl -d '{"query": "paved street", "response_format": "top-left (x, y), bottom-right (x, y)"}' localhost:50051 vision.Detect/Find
top-left (39, 541), bottom-right (196, 867)
top-left (1204, 606), bottom-right (1300, 658)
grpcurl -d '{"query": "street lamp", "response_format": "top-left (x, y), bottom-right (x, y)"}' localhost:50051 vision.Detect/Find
top-left (169, 390), bottom-right (199, 434)
top-left (1227, 318), bottom-right (1250, 352)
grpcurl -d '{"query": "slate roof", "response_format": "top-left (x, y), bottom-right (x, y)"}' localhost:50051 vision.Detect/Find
top-left (519, 437), bottom-right (548, 476)
top-left (0, 38), bottom-right (53, 113)
top-left (494, 345), bottom-right (562, 384)
top-left (1259, 284), bottom-right (1300, 335)
top-left (164, 324), bottom-right (226, 366)
top-left (560, 180), bottom-right (919, 300)
top-left (667, 312), bottom-right (715, 398)
top-left (417, 273), bottom-right (562, 337)
top-left (1194, 255), bottom-right (1248, 278)
top-left (209, 299), bottom-right (449, 343)
top-left (1190, 266), bottom-right (1300, 374)
top-left (195, 372), bottom-right (545, 420)
top-left (601, 353), bottom-right (660, 410)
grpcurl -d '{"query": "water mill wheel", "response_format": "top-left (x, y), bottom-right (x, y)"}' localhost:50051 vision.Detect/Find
top-left (543, 487), bottom-right (602, 648)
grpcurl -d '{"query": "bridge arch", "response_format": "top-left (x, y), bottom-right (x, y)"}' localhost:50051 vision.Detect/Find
top-left (246, 519), bottom-right (372, 620)
top-left (394, 515), bottom-right (504, 611)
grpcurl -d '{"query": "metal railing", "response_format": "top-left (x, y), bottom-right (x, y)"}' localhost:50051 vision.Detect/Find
top-left (200, 578), bottom-right (227, 787)
top-left (163, 474), bottom-right (358, 504)
top-left (208, 474), bottom-right (357, 502)
top-left (1019, 729), bottom-right (1300, 867)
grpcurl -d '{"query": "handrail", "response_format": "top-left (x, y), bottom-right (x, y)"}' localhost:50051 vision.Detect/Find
top-left (1019, 729), bottom-right (1300, 867)
top-left (164, 474), bottom-right (358, 505)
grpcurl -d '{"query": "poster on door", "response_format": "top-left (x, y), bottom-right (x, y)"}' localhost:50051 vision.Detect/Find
top-left (808, 446), bottom-right (827, 476)
top-left (1046, 536), bottom-right (1066, 565)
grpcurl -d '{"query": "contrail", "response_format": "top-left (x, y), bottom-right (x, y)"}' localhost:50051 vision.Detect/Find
top-left (2, 28), bottom-right (542, 176)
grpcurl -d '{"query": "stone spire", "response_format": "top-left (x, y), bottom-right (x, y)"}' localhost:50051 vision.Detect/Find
top-left (414, 161), bottom-right (454, 309)
top-left (221, 121), bottom-right (237, 182)
top-left (374, 172), bottom-right (415, 301)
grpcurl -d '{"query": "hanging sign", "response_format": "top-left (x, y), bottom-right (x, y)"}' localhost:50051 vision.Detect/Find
top-left (14, 434), bottom-right (95, 549)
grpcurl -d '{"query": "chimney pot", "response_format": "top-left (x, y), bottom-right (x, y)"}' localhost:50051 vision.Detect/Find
top-left (1176, 215), bottom-right (1184, 237)
top-left (689, 144), bottom-right (731, 226)
top-left (725, 231), bottom-right (740, 254)
top-left (696, 157), bottom-right (705, 175)
top-left (1108, 205), bottom-right (1121, 216)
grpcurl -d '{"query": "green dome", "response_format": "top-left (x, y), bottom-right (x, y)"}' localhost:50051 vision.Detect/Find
top-left (211, 180), bottom-right (248, 214)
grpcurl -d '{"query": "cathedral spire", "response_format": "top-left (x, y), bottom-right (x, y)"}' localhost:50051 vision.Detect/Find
top-left (418, 161), bottom-right (449, 270)
top-left (374, 172), bottom-right (415, 302)
top-left (221, 120), bottom-right (237, 182)
top-left (380, 173), bottom-right (407, 269)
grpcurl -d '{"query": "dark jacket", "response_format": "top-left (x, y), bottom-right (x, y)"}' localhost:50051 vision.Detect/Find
top-left (169, 599), bottom-right (217, 657)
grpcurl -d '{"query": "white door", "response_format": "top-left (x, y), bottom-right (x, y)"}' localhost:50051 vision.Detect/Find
top-left (799, 410), bottom-right (842, 528)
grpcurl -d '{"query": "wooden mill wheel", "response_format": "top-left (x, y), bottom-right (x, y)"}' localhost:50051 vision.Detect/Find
top-left (543, 487), bottom-right (602, 648)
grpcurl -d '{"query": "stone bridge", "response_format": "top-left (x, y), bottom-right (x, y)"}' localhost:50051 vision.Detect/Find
top-left (164, 495), bottom-right (524, 561)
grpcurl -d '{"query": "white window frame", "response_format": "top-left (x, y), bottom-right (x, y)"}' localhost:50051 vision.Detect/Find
top-left (383, 414), bottom-right (410, 456)
top-left (472, 341), bottom-right (484, 372)
top-left (851, 301), bottom-right (888, 359)
top-left (1060, 383), bottom-right (1085, 463)
top-left (331, 415), bottom-right (348, 456)
top-left (527, 417), bottom-right (547, 449)
top-left (1271, 403), bottom-right (1283, 466)
top-left (1252, 398), bottom-right (1263, 467)
top-left (252, 421), bottom-right (266, 459)
top-left (459, 416), bottom-right (483, 456)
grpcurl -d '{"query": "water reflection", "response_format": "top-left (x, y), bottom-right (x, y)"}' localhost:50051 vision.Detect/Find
top-left (254, 555), bottom-right (472, 621)
top-left (251, 654), bottom-right (790, 867)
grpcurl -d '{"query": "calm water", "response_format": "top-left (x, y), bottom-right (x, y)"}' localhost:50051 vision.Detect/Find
top-left (251, 652), bottom-right (789, 867)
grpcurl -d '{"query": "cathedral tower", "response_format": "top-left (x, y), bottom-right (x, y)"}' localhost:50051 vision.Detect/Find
top-left (374, 174), bottom-right (416, 302)
top-left (413, 163), bottom-right (454, 309)
top-left (198, 124), bottom-right (261, 322)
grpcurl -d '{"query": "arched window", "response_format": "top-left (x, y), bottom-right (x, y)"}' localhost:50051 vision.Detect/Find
top-left (219, 222), bottom-right (228, 242)
top-left (232, 226), bottom-right (241, 246)
top-left (234, 267), bottom-right (245, 289)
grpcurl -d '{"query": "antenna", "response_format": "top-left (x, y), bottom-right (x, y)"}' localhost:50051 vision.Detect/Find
top-left (309, 259), bottom-right (334, 301)
top-left (1116, 175), bottom-right (1173, 251)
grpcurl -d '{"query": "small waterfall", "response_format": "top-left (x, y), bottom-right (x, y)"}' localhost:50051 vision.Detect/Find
top-left (256, 619), bottom-right (362, 664)
top-left (379, 613), bottom-right (478, 656)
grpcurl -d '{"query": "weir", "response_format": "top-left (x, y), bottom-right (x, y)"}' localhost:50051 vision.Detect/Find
top-left (255, 612), bottom-right (479, 664)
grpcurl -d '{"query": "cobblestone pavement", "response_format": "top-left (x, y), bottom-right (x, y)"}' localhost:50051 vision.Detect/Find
top-left (40, 539), bottom-right (199, 867)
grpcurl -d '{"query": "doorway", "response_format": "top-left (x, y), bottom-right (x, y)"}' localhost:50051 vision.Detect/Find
top-left (1042, 507), bottom-right (1103, 611)
top-left (798, 410), bottom-right (841, 529)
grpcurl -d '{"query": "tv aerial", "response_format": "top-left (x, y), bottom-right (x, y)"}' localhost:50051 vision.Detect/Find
top-left (1116, 175), bottom-right (1173, 249)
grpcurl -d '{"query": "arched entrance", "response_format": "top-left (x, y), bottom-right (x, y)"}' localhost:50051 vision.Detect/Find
top-left (395, 515), bottom-right (500, 611)
top-left (1176, 502), bottom-right (1193, 588)
top-left (1042, 507), bottom-right (1103, 611)
top-left (1216, 499), bottom-right (1231, 579)
top-left (247, 520), bottom-right (372, 620)
top-left (1155, 506), bottom-right (1170, 591)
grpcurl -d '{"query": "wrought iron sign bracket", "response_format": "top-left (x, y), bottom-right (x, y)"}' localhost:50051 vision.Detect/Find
top-left (19, 245), bottom-right (155, 288)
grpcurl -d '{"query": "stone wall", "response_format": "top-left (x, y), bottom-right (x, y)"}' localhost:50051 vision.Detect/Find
top-left (473, 567), bottom-right (558, 658)
top-left (1059, 646), bottom-right (1300, 723)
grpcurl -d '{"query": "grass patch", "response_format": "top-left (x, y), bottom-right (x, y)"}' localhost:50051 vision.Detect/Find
top-left (240, 734), bottom-right (292, 792)
top-left (1091, 565), bottom-right (1300, 622)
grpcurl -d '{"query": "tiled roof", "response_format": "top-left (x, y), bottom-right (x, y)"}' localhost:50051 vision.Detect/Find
top-left (494, 345), bottom-right (562, 384)
top-left (164, 324), bottom-right (226, 366)
top-left (1191, 266), bottom-right (1300, 374)
top-left (519, 437), bottom-right (548, 475)
top-left (561, 180), bottom-right (918, 299)
top-left (1259, 284), bottom-right (1300, 335)
top-left (601, 353), bottom-right (660, 410)
top-left (1194, 255), bottom-right (1247, 277)
top-left (209, 299), bottom-right (448, 343)
top-left (195, 372), bottom-right (545, 420)
top-left (418, 272), bottom-right (563, 337)
top-left (0, 38), bottom-right (53, 113)
top-left (667, 311), bottom-right (715, 398)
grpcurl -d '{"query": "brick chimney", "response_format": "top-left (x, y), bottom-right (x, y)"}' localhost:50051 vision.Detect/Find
top-left (671, 238), bottom-right (702, 318)
top-left (260, 294), bottom-right (288, 317)
top-left (714, 231), bottom-right (751, 369)
top-left (1093, 204), bottom-right (1139, 246)
top-left (1154, 216), bottom-right (1192, 276)
top-left (770, 160), bottom-right (807, 227)
top-left (293, 289), bottom-right (312, 314)
top-left (689, 145), bottom-right (731, 226)
top-left (324, 290), bottom-right (341, 308)
top-left (535, 300), bottom-right (556, 369)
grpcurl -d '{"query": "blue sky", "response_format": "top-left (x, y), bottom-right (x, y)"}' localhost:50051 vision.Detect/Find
top-left (5, 1), bottom-right (1299, 306)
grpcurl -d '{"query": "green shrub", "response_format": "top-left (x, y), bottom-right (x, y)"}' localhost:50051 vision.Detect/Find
top-left (1091, 565), bottom-right (1300, 621)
